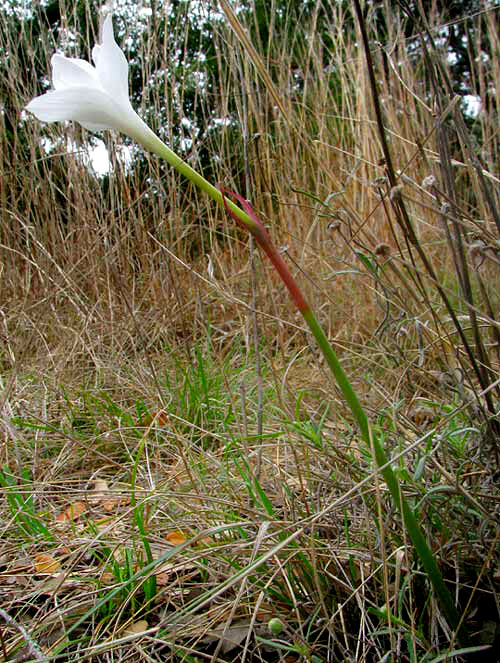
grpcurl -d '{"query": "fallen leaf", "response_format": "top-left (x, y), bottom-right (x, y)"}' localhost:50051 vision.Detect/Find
top-left (143, 410), bottom-right (169, 427)
top-left (194, 536), bottom-right (214, 548)
top-left (100, 572), bottom-right (115, 584)
top-left (36, 572), bottom-right (70, 593)
top-left (123, 620), bottom-right (149, 636)
top-left (34, 553), bottom-right (60, 574)
top-left (255, 608), bottom-right (272, 621)
top-left (155, 572), bottom-right (171, 586)
top-left (89, 479), bottom-right (110, 504)
top-left (56, 501), bottom-right (87, 522)
top-left (101, 499), bottom-right (118, 512)
top-left (218, 624), bottom-right (250, 654)
top-left (165, 531), bottom-right (187, 546)
top-left (201, 621), bottom-right (253, 654)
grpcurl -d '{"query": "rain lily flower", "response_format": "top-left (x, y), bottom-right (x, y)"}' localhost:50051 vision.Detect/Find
top-left (26, 15), bottom-right (153, 145)
top-left (26, 13), bottom-right (248, 226)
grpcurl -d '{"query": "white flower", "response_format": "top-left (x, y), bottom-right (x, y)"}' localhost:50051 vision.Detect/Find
top-left (24, 13), bottom-right (239, 223)
top-left (25, 14), bottom-right (151, 144)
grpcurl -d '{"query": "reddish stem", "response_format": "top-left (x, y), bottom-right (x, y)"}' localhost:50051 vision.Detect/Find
top-left (219, 187), bottom-right (309, 313)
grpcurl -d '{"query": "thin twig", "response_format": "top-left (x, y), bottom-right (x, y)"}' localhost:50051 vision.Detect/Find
top-left (0, 607), bottom-right (48, 662)
top-left (236, 42), bottom-right (264, 479)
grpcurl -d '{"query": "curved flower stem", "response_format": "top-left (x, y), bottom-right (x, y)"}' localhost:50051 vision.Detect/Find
top-left (138, 128), bottom-right (463, 637)
top-left (131, 120), bottom-right (261, 235)
top-left (218, 190), bottom-right (463, 636)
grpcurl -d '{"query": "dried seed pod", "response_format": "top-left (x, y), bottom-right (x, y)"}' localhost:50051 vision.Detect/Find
top-left (469, 240), bottom-right (486, 269)
top-left (390, 184), bottom-right (404, 201)
top-left (371, 176), bottom-right (387, 188)
top-left (375, 243), bottom-right (391, 258)
top-left (422, 175), bottom-right (436, 190)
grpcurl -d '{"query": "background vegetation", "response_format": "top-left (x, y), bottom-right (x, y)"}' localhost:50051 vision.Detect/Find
top-left (0, 0), bottom-right (499, 661)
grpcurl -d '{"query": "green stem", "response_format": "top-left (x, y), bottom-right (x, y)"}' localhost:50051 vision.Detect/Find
top-left (255, 240), bottom-right (462, 635)
top-left (135, 126), bottom-right (463, 636)
top-left (252, 236), bottom-right (463, 634)
top-left (132, 120), bottom-right (260, 234)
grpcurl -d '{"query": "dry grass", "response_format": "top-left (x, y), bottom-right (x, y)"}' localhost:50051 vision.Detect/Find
top-left (1, 1), bottom-right (499, 661)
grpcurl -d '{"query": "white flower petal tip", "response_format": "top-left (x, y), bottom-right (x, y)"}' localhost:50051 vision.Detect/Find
top-left (25, 14), bottom-right (149, 142)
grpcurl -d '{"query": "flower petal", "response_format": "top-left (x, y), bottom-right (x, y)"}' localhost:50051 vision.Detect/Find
top-left (51, 54), bottom-right (100, 90)
top-left (92, 43), bottom-right (102, 66)
top-left (25, 87), bottom-right (122, 131)
top-left (93, 15), bottom-right (131, 110)
top-left (25, 13), bottom-right (149, 143)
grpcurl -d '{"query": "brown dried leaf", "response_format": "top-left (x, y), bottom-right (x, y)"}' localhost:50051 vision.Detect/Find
top-left (201, 621), bottom-right (251, 654)
top-left (89, 479), bottom-right (110, 504)
top-left (36, 572), bottom-right (71, 593)
top-left (100, 572), bottom-right (115, 584)
top-left (165, 531), bottom-right (187, 546)
top-left (255, 608), bottom-right (272, 622)
top-left (123, 620), bottom-right (149, 636)
top-left (56, 501), bottom-right (87, 522)
top-left (155, 572), bottom-right (171, 586)
top-left (101, 499), bottom-right (118, 512)
top-left (194, 536), bottom-right (214, 548)
top-left (34, 553), bottom-right (60, 574)
top-left (143, 410), bottom-right (169, 427)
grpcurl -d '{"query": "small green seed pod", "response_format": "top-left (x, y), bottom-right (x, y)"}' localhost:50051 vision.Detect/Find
top-left (267, 618), bottom-right (284, 636)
